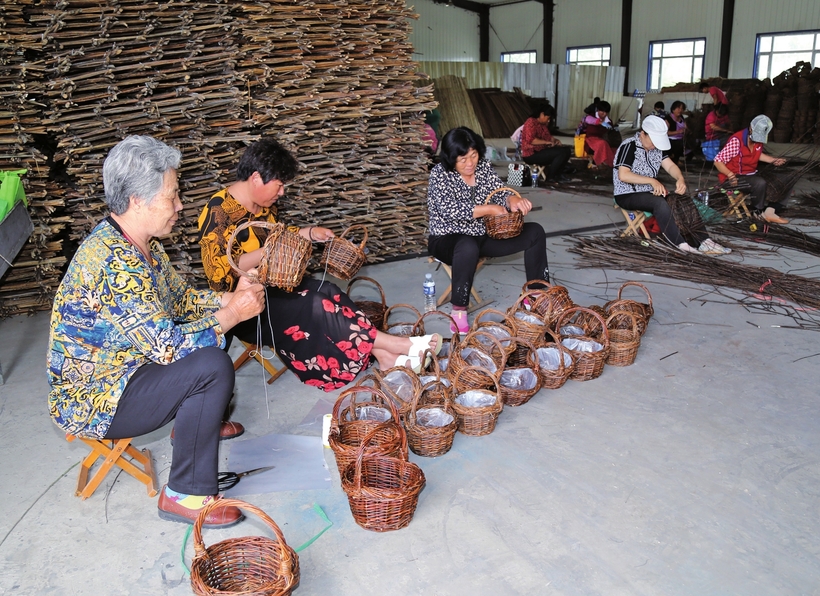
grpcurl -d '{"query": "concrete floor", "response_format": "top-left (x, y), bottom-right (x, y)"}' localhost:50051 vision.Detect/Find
top-left (2, 169), bottom-right (820, 595)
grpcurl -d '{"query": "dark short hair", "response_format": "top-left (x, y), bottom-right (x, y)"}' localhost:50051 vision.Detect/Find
top-left (670, 100), bottom-right (686, 111)
top-left (439, 127), bottom-right (486, 172)
top-left (530, 102), bottom-right (555, 120)
top-left (596, 99), bottom-right (611, 114)
top-left (654, 101), bottom-right (665, 110)
top-left (236, 138), bottom-right (300, 183)
top-left (699, 82), bottom-right (710, 92)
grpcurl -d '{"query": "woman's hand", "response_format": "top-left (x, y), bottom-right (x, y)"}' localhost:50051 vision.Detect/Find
top-left (674, 178), bottom-right (687, 195)
top-left (475, 204), bottom-right (508, 218)
top-left (649, 179), bottom-right (668, 197)
top-left (301, 226), bottom-right (335, 243)
top-left (508, 195), bottom-right (532, 215)
top-left (772, 157), bottom-right (787, 167)
top-left (216, 272), bottom-right (265, 330)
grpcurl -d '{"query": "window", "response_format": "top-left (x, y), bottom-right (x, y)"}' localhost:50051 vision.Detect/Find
top-left (755, 31), bottom-right (820, 79)
top-left (648, 38), bottom-right (705, 91)
top-left (567, 45), bottom-right (611, 67)
top-left (501, 51), bottom-right (536, 64)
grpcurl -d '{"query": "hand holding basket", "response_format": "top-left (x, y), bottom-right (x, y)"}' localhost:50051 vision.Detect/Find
top-left (320, 224), bottom-right (368, 280)
top-left (483, 187), bottom-right (524, 239)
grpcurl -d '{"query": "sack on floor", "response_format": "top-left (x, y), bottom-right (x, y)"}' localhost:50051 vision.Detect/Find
top-left (644, 216), bottom-right (660, 235)
top-left (507, 163), bottom-right (530, 187)
top-left (702, 139), bottom-right (720, 161)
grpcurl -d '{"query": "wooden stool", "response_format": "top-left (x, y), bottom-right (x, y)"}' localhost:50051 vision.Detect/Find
top-left (233, 340), bottom-right (287, 385)
top-left (66, 434), bottom-right (158, 500)
top-left (722, 191), bottom-right (751, 219)
top-left (616, 205), bottom-right (651, 239)
top-left (428, 257), bottom-right (493, 313)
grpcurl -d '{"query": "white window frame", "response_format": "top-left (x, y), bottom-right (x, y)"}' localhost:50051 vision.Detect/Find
top-left (755, 30), bottom-right (820, 80)
top-left (501, 50), bottom-right (536, 64)
top-left (647, 38), bottom-right (705, 91)
top-left (566, 45), bottom-right (611, 67)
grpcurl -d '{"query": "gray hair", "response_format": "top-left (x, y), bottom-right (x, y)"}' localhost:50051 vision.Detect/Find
top-left (102, 136), bottom-right (181, 215)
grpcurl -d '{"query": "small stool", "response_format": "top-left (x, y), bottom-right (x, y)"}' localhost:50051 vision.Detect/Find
top-left (66, 434), bottom-right (159, 500)
top-left (616, 205), bottom-right (652, 239)
top-left (233, 340), bottom-right (288, 385)
top-left (428, 257), bottom-right (493, 313)
top-left (722, 191), bottom-right (751, 219)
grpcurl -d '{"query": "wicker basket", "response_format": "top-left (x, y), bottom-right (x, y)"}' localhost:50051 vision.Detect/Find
top-left (384, 303), bottom-right (423, 337)
top-left (506, 294), bottom-right (549, 345)
top-left (374, 365), bottom-right (423, 422)
top-left (535, 330), bottom-right (575, 390)
top-left (556, 307), bottom-right (610, 381)
top-left (405, 382), bottom-right (458, 457)
top-left (604, 281), bottom-right (653, 335)
top-left (447, 330), bottom-right (507, 391)
top-left (499, 337), bottom-right (541, 407)
top-left (483, 187), bottom-right (524, 239)
top-left (417, 349), bottom-right (452, 407)
top-left (341, 426), bottom-right (426, 532)
top-left (347, 276), bottom-right (387, 330)
top-left (605, 311), bottom-right (641, 367)
top-left (452, 365), bottom-right (504, 436)
top-left (523, 280), bottom-right (574, 329)
top-left (559, 304), bottom-right (606, 340)
top-left (472, 308), bottom-right (516, 356)
top-left (604, 299), bottom-right (647, 336)
top-left (320, 224), bottom-right (368, 281)
top-left (411, 311), bottom-right (459, 372)
top-left (190, 498), bottom-right (299, 596)
top-left (227, 221), bottom-right (311, 292)
top-left (328, 386), bottom-right (405, 476)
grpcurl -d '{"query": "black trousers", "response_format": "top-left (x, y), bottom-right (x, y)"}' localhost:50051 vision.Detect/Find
top-left (523, 145), bottom-right (571, 181)
top-left (615, 192), bottom-right (707, 247)
top-left (105, 347), bottom-right (234, 496)
top-left (428, 222), bottom-right (549, 308)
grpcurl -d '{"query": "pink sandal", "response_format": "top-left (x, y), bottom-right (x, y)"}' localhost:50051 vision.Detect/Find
top-left (450, 310), bottom-right (470, 334)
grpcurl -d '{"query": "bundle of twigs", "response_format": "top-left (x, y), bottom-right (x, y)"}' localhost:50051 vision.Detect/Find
top-left (783, 190), bottom-right (820, 221)
top-left (666, 192), bottom-right (709, 246)
top-left (757, 144), bottom-right (820, 204)
top-left (568, 236), bottom-right (820, 310)
top-left (710, 220), bottom-right (820, 257)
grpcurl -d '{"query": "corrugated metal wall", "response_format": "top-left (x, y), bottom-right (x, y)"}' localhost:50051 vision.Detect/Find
top-left (552, 0), bottom-right (622, 66)
top-left (729, 0), bottom-right (820, 78)
top-left (555, 65), bottom-right (626, 130)
top-left (628, 0), bottom-right (724, 92)
top-left (488, 3), bottom-right (543, 63)
top-left (503, 64), bottom-right (557, 105)
top-left (415, 62), bottom-right (557, 105)
top-left (416, 62), bottom-right (504, 90)
top-left (409, 0), bottom-right (480, 62)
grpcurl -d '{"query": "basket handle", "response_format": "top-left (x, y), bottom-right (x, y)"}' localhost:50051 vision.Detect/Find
top-left (484, 187), bottom-right (520, 208)
top-left (347, 276), bottom-right (387, 309)
top-left (191, 497), bottom-right (295, 585)
top-left (556, 306), bottom-right (610, 347)
top-left (617, 281), bottom-right (653, 308)
top-left (332, 384), bottom-right (397, 427)
top-left (461, 329), bottom-right (508, 373)
top-left (338, 224), bottom-right (369, 250)
top-left (352, 422), bottom-right (407, 492)
top-left (606, 310), bottom-right (638, 334)
top-left (511, 336), bottom-right (541, 374)
top-left (384, 303), bottom-right (423, 327)
top-left (226, 220), bottom-right (282, 281)
top-left (474, 307), bottom-right (511, 327)
top-left (521, 279), bottom-right (554, 293)
top-left (411, 310), bottom-right (457, 337)
top-left (542, 328), bottom-right (571, 374)
top-left (452, 364), bottom-right (500, 397)
top-left (509, 293), bottom-right (548, 323)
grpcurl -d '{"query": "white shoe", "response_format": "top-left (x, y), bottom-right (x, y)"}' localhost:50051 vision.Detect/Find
top-left (698, 239), bottom-right (732, 255)
top-left (391, 354), bottom-right (423, 373)
top-left (677, 242), bottom-right (700, 254)
top-left (407, 334), bottom-right (443, 358)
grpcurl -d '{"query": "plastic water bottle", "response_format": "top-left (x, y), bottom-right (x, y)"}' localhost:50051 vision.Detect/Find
top-left (423, 273), bottom-right (436, 312)
top-left (531, 171), bottom-right (539, 187)
top-left (697, 190), bottom-right (709, 207)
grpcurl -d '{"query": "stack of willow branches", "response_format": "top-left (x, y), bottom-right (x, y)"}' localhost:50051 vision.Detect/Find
top-left (568, 236), bottom-right (820, 310)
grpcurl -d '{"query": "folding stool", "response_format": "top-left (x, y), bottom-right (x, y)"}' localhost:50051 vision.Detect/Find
top-left (66, 434), bottom-right (158, 500)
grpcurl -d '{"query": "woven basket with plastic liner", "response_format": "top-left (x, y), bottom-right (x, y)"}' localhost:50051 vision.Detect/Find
top-left (452, 365), bottom-right (503, 436)
top-left (417, 349), bottom-right (453, 407)
top-left (535, 329), bottom-right (575, 390)
top-left (341, 426), bottom-right (426, 532)
top-left (499, 337), bottom-right (541, 407)
top-left (405, 377), bottom-right (458, 457)
top-left (559, 304), bottom-right (606, 341)
top-left (319, 224), bottom-right (368, 280)
top-left (605, 311), bottom-right (641, 367)
top-left (506, 293), bottom-right (549, 346)
top-left (472, 308), bottom-right (516, 356)
top-left (447, 330), bottom-right (507, 391)
top-left (347, 276), bottom-right (387, 330)
top-left (482, 187), bottom-right (524, 239)
top-left (556, 307), bottom-right (610, 381)
top-left (374, 365), bottom-right (422, 423)
top-left (383, 303), bottom-right (422, 337)
top-left (227, 221), bottom-right (311, 292)
top-left (328, 385), bottom-right (405, 477)
top-left (190, 498), bottom-right (299, 596)
top-left (523, 280), bottom-right (574, 329)
top-left (412, 310), bottom-right (459, 370)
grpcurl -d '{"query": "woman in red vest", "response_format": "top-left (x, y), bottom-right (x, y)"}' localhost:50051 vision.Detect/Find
top-left (713, 115), bottom-right (789, 224)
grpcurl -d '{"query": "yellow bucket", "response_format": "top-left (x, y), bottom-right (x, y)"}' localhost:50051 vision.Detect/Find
top-left (573, 135), bottom-right (587, 158)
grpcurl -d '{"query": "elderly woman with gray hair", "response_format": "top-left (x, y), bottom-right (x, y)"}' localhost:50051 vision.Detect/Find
top-left (47, 136), bottom-right (264, 528)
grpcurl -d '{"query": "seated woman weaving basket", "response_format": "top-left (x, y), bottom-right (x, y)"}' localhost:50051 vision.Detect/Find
top-left (199, 139), bottom-right (441, 390)
top-left (613, 116), bottom-right (731, 256)
top-left (427, 127), bottom-right (550, 334)
top-left (48, 136), bottom-right (267, 528)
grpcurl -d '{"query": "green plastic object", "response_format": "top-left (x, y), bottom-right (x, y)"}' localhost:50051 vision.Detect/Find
top-left (0, 169), bottom-right (28, 223)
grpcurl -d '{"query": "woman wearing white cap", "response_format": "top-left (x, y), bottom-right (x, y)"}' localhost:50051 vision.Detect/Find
top-left (612, 115), bottom-right (730, 255)
top-left (713, 115), bottom-right (789, 224)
